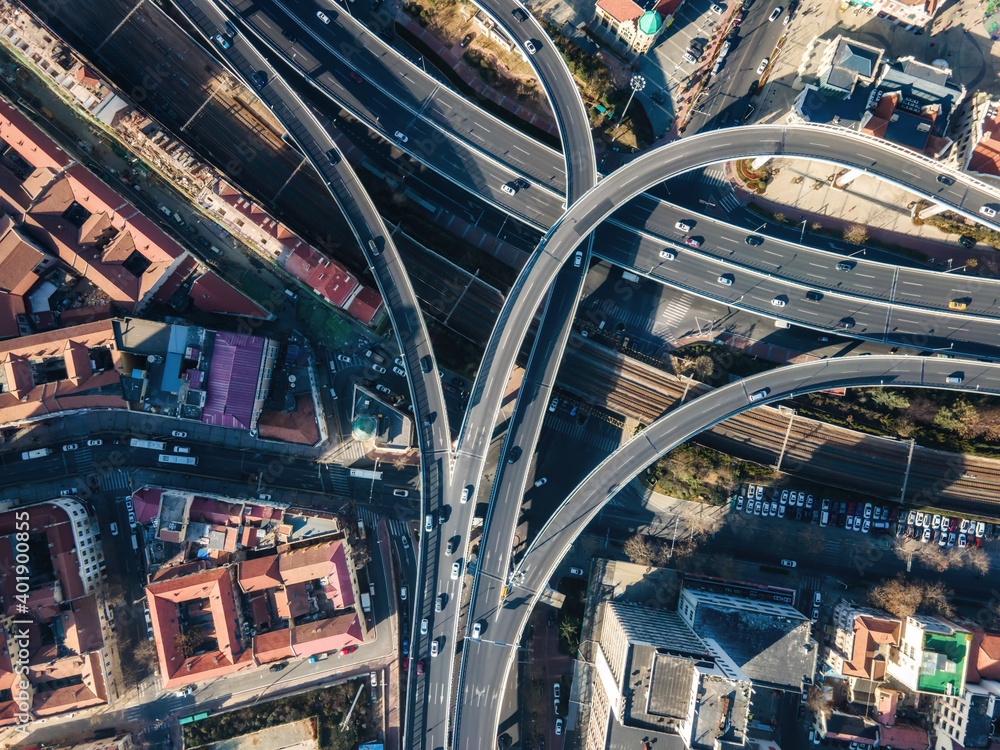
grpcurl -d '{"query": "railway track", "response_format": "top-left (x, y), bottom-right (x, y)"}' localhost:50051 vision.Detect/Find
top-left (557, 339), bottom-right (1000, 510)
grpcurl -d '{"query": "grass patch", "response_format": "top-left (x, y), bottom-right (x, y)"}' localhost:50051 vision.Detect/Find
top-left (296, 297), bottom-right (352, 349)
top-left (646, 442), bottom-right (773, 505)
top-left (182, 680), bottom-right (374, 749)
top-left (238, 270), bottom-right (277, 305)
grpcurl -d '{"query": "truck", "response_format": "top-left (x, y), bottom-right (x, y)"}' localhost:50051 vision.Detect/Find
top-left (130, 438), bottom-right (166, 450)
top-left (360, 592), bottom-right (372, 613)
top-left (158, 454), bottom-right (198, 466)
top-left (21, 448), bottom-right (53, 460)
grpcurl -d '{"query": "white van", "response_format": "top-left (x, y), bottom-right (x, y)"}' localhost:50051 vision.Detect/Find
top-left (173, 445), bottom-right (191, 454)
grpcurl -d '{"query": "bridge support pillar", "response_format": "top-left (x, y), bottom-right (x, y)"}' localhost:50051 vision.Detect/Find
top-left (751, 155), bottom-right (772, 171)
top-left (833, 168), bottom-right (865, 189)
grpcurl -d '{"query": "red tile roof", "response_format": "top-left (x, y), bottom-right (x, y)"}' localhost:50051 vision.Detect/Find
top-left (966, 627), bottom-right (1000, 683)
top-left (258, 394), bottom-right (321, 445)
top-left (190, 271), bottom-right (272, 319)
top-left (0, 99), bottom-right (71, 171)
top-left (596, 0), bottom-right (644, 22)
top-left (239, 554), bottom-right (282, 593)
top-left (346, 286), bottom-right (385, 326)
top-left (968, 111), bottom-right (1000, 178)
top-left (289, 612), bottom-right (363, 657)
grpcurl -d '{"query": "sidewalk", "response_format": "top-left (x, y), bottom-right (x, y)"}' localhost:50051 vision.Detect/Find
top-left (728, 161), bottom-right (993, 271)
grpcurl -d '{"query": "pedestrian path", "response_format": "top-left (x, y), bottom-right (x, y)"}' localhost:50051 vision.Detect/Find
top-left (652, 292), bottom-right (694, 339)
top-left (327, 465), bottom-right (353, 495)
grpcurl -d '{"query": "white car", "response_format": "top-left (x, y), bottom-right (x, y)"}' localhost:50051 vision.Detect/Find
top-left (171, 430), bottom-right (187, 438)
top-left (754, 501), bottom-right (762, 515)
top-left (460, 488), bottom-right (470, 504)
top-left (555, 718), bottom-right (563, 735)
top-left (863, 503), bottom-right (872, 519)
top-left (757, 58), bottom-right (769, 74)
top-left (922, 527), bottom-right (932, 543)
top-left (549, 398), bottom-right (558, 412)
top-left (755, 485), bottom-right (764, 500)
top-left (525, 39), bottom-right (537, 54)
top-left (451, 561), bottom-right (461, 580)
top-left (958, 533), bottom-right (967, 548)
top-left (675, 221), bottom-right (692, 232)
top-left (781, 559), bottom-right (796, 568)
top-left (376, 384), bottom-right (392, 394)
top-left (317, 10), bottom-right (330, 23)
top-left (862, 519), bottom-right (871, 534)
top-left (932, 514), bottom-right (941, 529)
top-left (430, 639), bottom-right (440, 658)
top-left (780, 490), bottom-right (789, 504)
top-left (771, 296), bottom-right (786, 307)
top-left (370, 671), bottom-right (378, 686)
top-left (394, 131), bottom-right (408, 142)
top-left (960, 519), bottom-right (970, 533)
top-left (62, 444), bottom-right (79, 452)
top-left (768, 6), bottom-right (783, 21)
top-left (915, 511), bottom-right (925, 526)
top-left (421, 618), bottom-right (429, 634)
top-left (110, 522), bottom-right (119, 536)
top-left (393, 366), bottom-right (405, 376)
top-left (659, 249), bottom-right (676, 260)
top-left (501, 183), bottom-right (518, 196)
top-left (980, 205), bottom-right (997, 218)
top-left (175, 686), bottom-right (193, 697)
top-left (717, 274), bottom-right (734, 286)
top-left (87, 439), bottom-right (102, 447)
top-left (534, 478), bottom-right (547, 487)
top-left (372, 364), bottom-right (386, 374)
top-left (976, 521), bottom-right (986, 537)
top-left (395, 356), bottom-right (404, 367)
top-left (337, 354), bottom-right (352, 363)
top-left (472, 621), bottom-right (482, 639)
top-left (709, 3), bottom-right (723, 13)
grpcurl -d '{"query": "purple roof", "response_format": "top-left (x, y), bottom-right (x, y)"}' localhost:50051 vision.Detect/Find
top-left (187, 369), bottom-right (203, 389)
top-left (201, 331), bottom-right (265, 429)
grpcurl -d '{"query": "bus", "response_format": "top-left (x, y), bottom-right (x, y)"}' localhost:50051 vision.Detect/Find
top-left (21, 448), bottom-right (52, 460)
top-left (178, 711), bottom-right (210, 725)
top-left (130, 438), bottom-right (166, 450)
top-left (158, 454), bottom-right (198, 466)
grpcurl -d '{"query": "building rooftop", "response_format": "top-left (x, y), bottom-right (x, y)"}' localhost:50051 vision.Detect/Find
top-left (917, 630), bottom-right (968, 695)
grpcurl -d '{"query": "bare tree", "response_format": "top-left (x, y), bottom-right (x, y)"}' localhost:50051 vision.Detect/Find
top-left (964, 546), bottom-right (990, 575)
top-left (623, 533), bottom-right (653, 566)
top-left (805, 685), bottom-right (833, 719)
top-left (868, 577), bottom-right (924, 619)
top-left (692, 355), bottom-right (715, 380)
top-left (844, 223), bottom-right (869, 245)
top-left (773, 212), bottom-right (786, 223)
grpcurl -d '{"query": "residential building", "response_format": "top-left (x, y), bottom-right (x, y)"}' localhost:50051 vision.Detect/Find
top-left (0, 499), bottom-right (114, 727)
top-left (677, 588), bottom-right (818, 692)
top-left (826, 601), bottom-right (901, 681)
top-left (886, 615), bottom-right (970, 697)
top-left (201, 180), bottom-right (384, 326)
top-left (930, 627), bottom-right (1000, 749)
top-left (953, 93), bottom-right (1000, 185)
top-left (791, 46), bottom-right (963, 159)
top-left (592, 0), bottom-right (684, 56)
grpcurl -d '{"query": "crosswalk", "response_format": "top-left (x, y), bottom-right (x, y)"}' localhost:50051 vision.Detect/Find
top-left (358, 508), bottom-right (410, 543)
top-left (98, 469), bottom-right (131, 492)
top-left (332, 439), bottom-right (369, 465)
top-left (719, 193), bottom-right (742, 212)
top-left (653, 292), bottom-right (694, 337)
top-left (326, 465), bottom-right (352, 496)
top-left (544, 412), bottom-right (624, 455)
top-left (689, 167), bottom-right (741, 212)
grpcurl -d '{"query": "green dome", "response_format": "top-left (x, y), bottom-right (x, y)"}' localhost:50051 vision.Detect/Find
top-left (352, 415), bottom-right (377, 441)
top-left (638, 10), bottom-right (662, 35)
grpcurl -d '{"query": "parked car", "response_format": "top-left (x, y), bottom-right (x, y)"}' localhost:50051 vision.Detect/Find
top-left (781, 559), bottom-right (796, 568)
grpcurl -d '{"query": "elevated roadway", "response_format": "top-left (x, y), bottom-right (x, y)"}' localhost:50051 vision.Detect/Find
top-left (460, 354), bottom-right (1000, 746)
top-left (177, 3), bottom-right (462, 746)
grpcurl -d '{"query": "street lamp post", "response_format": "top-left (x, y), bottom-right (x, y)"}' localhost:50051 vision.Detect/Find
top-left (612, 74), bottom-right (646, 144)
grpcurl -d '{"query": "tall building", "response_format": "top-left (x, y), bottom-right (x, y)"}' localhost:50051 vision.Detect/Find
top-left (826, 601), bottom-right (901, 682)
top-left (885, 615), bottom-right (970, 697)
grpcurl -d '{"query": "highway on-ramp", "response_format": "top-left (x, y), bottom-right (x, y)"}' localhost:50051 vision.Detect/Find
top-left (459, 354), bottom-right (1000, 746)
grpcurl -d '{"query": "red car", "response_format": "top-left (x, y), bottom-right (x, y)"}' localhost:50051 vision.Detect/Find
top-left (684, 237), bottom-right (702, 248)
top-left (402, 656), bottom-right (409, 672)
top-left (348, 71), bottom-right (364, 84)
top-left (340, 645), bottom-right (357, 656)
top-left (417, 660), bottom-right (425, 675)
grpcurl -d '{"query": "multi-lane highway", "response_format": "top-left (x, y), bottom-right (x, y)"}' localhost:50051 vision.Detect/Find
top-left (458, 354), bottom-right (1000, 745)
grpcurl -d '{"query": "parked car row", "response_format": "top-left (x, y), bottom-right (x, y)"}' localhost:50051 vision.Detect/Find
top-left (902, 510), bottom-right (994, 548)
top-left (737, 485), bottom-right (902, 533)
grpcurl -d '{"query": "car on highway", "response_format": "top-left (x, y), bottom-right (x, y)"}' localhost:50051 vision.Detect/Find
top-left (768, 6), bottom-right (783, 21)
top-left (431, 639), bottom-right (440, 657)
top-left (684, 237), bottom-right (703, 248)
top-left (837, 318), bottom-right (855, 329)
top-left (936, 174), bottom-right (954, 185)
top-left (804, 290), bottom-right (823, 302)
top-left (317, 10), bottom-right (330, 22)
top-left (717, 273), bottom-right (734, 286)
top-left (446, 539), bottom-right (456, 556)
top-left (436, 594), bottom-right (445, 612)
top-left (525, 39), bottom-right (537, 54)
top-left (659, 249), bottom-right (676, 260)
top-left (781, 559), bottom-right (796, 567)
top-left (811, 606), bottom-right (820, 620)
top-left (507, 446), bottom-right (522, 463)
top-left (214, 34), bottom-right (230, 49)
top-left (675, 220), bottom-right (692, 232)
top-left (979, 205), bottom-right (997, 218)
top-left (757, 58), bottom-right (769, 74)
top-left (392, 130), bottom-right (409, 143)
top-left (949, 300), bottom-right (968, 310)
top-left (372, 364), bottom-right (386, 373)
top-left (836, 260), bottom-right (856, 271)
top-left (425, 514), bottom-right (434, 533)
top-left (472, 621), bottom-right (483, 639)
top-left (417, 659), bottom-right (425, 675)
top-left (783, 13), bottom-right (791, 23)
top-left (461, 33), bottom-right (474, 46)
top-left (745, 235), bottom-right (763, 245)
top-left (501, 182), bottom-right (518, 196)
top-left (63, 444), bottom-right (78, 451)
top-left (348, 71), bottom-right (364, 84)
top-left (512, 7), bottom-right (528, 20)
top-left (250, 71), bottom-right (267, 88)
top-left (451, 561), bottom-right (461, 580)
top-left (771, 296), bottom-right (787, 307)
top-left (460, 487), bottom-right (470, 504)
top-left (749, 387), bottom-right (770, 402)
top-left (172, 430), bottom-right (187, 438)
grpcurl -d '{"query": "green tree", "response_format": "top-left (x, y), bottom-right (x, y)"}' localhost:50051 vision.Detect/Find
top-left (559, 615), bottom-right (581, 657)
top-left (871, 388), bottom-right (910, 410)
top-left (933, 407), bottom-right (964, 432)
